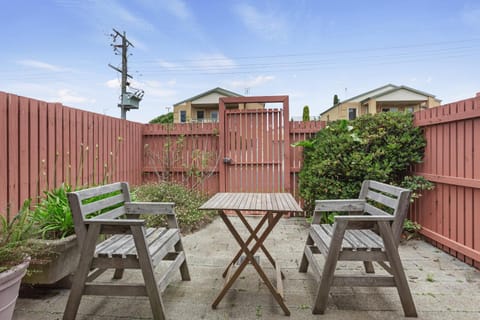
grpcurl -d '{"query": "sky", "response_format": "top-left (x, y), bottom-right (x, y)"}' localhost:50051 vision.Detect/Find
top-left (1, 0), bottom-right (480, 123)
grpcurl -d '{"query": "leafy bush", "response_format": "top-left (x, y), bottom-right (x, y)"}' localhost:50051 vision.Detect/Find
top-left (0, 201), bottom-right (38, 272)
top-left (298, 112), bottom-right (433, 216)
top-left (403, 219), bottom-right (422, 240)
top-left (134, 182), bottom-right (216, 233)
top-left (32, 183), bottom-right (74, 239)
top-left (149, 112), bottom-right (173, 124)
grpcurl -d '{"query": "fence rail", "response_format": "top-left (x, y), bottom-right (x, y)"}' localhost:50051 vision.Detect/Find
top-left (412, 93), bottom-right (480, 268)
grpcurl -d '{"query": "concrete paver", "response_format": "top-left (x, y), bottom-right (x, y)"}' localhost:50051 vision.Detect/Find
top-left (14, 216), bottom-right (480, 319)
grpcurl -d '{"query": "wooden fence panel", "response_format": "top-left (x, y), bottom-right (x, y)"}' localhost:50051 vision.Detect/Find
top-left (142, 123), bottom-right (221, 195)
top-left (8, 95), bottom-right (20, 218)
top-left (288, 120), bottom-right (326, 207)
top-left (413, 93), bottom-right (480, 268)
top-left (0, 92), bottom-right (143, 218)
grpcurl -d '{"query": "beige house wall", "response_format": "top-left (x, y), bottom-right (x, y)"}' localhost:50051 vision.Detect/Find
top-left (322, 97), bottom-right (440, 122)
top-left (321, 102), bottom-right (360, 122)
top-left (427, 97), bottom-right (440, 108)
top-left (173, 102), bottom-right (192, 123)
top-left (173, 102), bottom-right (264, 123)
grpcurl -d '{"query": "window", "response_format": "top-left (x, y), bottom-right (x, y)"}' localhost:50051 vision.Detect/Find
top-left (197, 110), bottom-right (204, 122)
top-left (180, 110), bottom-right (186, 123)
top-left (406, 107), bottom-right (414, 113)
top-left (382, 108), bottom-right (390, 112)
top-left (211, 111), bottom-right (218, 122)
top-left (348, 108), bottom-right (357, 120)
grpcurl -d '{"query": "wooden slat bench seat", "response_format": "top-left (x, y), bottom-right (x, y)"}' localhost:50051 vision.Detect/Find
top-left (63, 182), bottom-right (190, 320)
top-left (299, 180), bottom-right (417, 317)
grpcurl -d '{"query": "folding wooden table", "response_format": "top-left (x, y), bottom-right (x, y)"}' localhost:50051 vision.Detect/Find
top-left (199, 192), bottom-right (303, 316)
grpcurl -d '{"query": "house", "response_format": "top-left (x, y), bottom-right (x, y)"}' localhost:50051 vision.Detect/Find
top-left (173, 87), bottom-right (264, 123)
top-left (320, 84), bottom-right (441, 122)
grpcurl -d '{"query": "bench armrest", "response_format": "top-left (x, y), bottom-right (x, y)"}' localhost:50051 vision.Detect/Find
top-left (124, 202), bottom-right (180, 229)
top-left (124, 202), bottom-right (176, 215)
top-left (312, 199), bottom-right (365, 224)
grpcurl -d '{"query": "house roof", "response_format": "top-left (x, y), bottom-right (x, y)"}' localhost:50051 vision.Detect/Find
top-left (173, 87), bottom-right (243, 106)
top-left (360, 85), bottom-right (439, 103)
top-left (320, 84), bottom-right (438, 115)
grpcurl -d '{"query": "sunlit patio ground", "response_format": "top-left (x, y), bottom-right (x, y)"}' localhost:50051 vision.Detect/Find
top-left (14, 216), bottom-right (480, 320)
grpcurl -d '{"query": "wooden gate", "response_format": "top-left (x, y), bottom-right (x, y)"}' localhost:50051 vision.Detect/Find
top-left (218, 96), bottom-right (291, 193)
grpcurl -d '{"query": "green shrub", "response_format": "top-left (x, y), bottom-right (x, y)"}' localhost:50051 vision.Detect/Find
top-left (149, 112), bottom-right (173, 124)
top-left (134, 182), bottom-right (216, 233)
top-left (32, 183), bottom-right (74, 239)
top-left (298, 112), bottom-right (433, 217)
top-left (0, 201), bottom-right (39, 272)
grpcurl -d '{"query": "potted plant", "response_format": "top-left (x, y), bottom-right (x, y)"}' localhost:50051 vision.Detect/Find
top-left (0, 202), bottom-right (37, 320)
top-left (21, 183), bottom-right (80, 286)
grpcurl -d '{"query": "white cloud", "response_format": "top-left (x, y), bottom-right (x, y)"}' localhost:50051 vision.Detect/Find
top-left (156, 0), bottom-right (191, 20)
top-left (157, 59), bottom-right (178, 69)
top-left (191, 53), bottom-right (236, 72)
top-left (106, 78), bottom-right (176, 98)
top-left (55, 89), bottom-right (91, 104)
top-left (108, 2), bottom-right (154, 30)
top-left (141, 80), bottom-right (177, 98)
top-left (105, 78), bottom-right (121, 89)
top-left (234, 3), bottom-right (288, 40)
top-left (16, 59), bottom-right (68, 72)
top-left (230, 75), bottom-right (275, 88)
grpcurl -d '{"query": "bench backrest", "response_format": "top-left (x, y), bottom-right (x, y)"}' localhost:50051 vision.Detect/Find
top-left (359, 180), bottom-right (411, 245)
top-left (67, 182), bottom-right (131, 244)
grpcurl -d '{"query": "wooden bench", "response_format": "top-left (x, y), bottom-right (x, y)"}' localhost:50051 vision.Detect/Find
top-left (63, 182), bottom-right (190, 320)
top-left (299, 180), bottom-right (417, 317)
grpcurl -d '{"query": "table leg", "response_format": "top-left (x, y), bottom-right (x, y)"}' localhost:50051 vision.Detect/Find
top-left (236, 211), bottom-right (286, 279)
top-left (213, 212), bottom-right (290, 316)
top-left (221, 212), bottom-right (270, 278)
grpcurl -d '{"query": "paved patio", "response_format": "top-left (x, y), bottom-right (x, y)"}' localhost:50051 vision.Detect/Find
top-left (14, 216), bottom-right (480, 319)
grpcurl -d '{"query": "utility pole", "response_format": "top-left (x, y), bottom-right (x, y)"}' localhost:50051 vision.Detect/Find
top-left (109, 29), bottom-right (142, 120)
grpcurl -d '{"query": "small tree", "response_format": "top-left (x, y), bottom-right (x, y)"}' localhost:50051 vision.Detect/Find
top-left (149, 112), bottom-right (173, 124)
top-left (302, 105), bottom-right (310, 121)
top-left (333, 94), bottom-right (339, 105)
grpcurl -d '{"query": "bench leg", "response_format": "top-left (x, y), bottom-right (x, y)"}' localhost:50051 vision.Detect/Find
top-left (175, 239), bottom-right (191, 281)
top-left (378, 222), bottom-right (417, 317)
top-left (312, 220), bottom-right (347, 314)
top-left (63, 224), bottom-right (100, 320)
top-left (131, 226), bottom-right (167, 320)
top-left (299, 234), bottom-right (313, 273)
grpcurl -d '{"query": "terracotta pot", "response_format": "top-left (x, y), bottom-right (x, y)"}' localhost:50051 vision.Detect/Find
top-left (0, 256), bottom-right (31, 320)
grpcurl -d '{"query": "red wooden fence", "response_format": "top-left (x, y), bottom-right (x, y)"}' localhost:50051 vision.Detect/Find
top-left (1, 89), bottom-right (479, 268)
top-left (412, 92), bottom-right (480, 268)
top-left (0, 92), bottom-right (143, 218)
top-left (142, 122), bottom-right (221, 194)
top-left (142, 117), bottom-right (324, 202)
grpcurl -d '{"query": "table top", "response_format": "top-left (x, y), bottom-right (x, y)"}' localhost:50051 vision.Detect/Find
top-left (199, 192), bottom-right (303, 212)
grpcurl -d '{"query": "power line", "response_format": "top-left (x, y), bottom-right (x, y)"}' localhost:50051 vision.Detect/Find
top-left (133, 38), bottom-right (480, 64)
